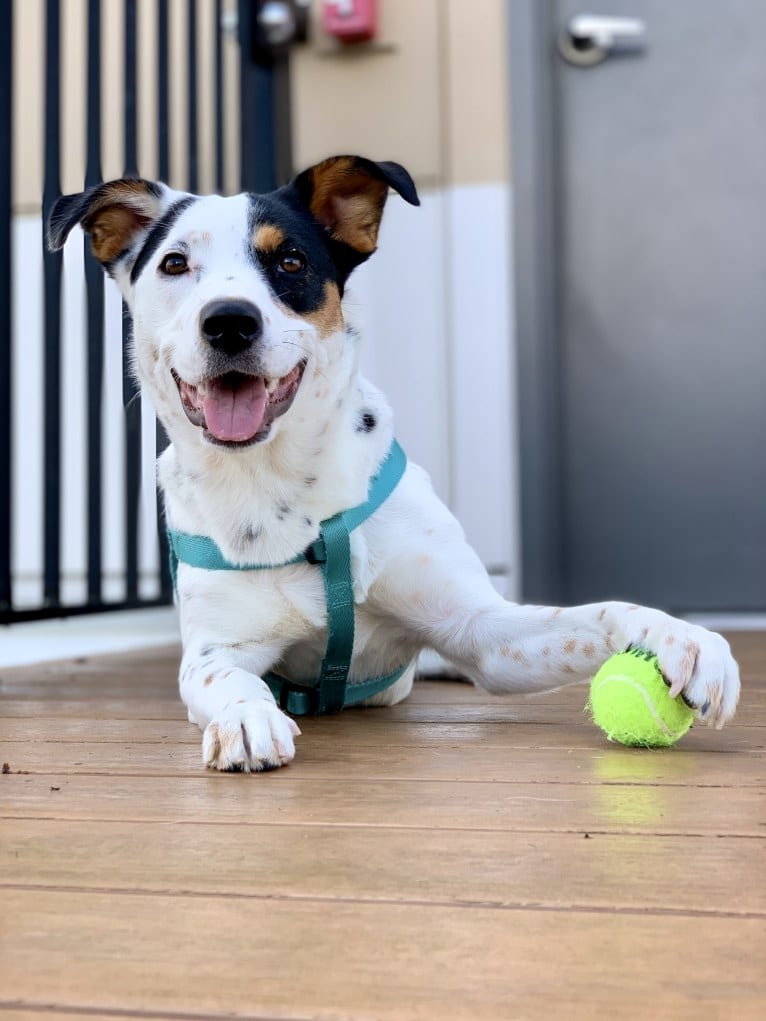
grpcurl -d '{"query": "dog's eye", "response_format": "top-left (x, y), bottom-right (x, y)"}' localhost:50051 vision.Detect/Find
top-left (160, 252), bottom-right (189, 276)
top-left (278, 250), bottom-right (306, 274)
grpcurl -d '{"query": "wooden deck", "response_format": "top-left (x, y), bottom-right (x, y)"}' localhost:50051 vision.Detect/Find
top-left (1, 631), bottom-right (764, 1020)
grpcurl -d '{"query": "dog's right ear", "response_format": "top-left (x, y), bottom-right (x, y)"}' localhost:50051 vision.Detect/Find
top-left (47, 178), bottom-right (174, 268)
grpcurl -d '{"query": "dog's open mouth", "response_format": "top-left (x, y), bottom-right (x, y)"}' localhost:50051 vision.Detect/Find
top-left (172, 363), bottom-right (306, 446)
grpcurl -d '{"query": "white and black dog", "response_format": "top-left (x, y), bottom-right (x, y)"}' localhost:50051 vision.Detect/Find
top-left (48, 155), bottom-right (740, 771)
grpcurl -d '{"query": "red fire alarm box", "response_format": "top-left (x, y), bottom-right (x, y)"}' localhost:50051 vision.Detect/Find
top-left (322, 0), bottom-right (377, 44)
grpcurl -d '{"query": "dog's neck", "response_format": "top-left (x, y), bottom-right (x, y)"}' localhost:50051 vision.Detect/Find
top-left (157, 341), bottom-right (394, 566)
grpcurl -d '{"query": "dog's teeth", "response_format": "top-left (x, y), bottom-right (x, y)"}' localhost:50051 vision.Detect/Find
top-left (266, 378), bottom-right (279, 395)
top-left (196, 381), bottom-right (207, 396)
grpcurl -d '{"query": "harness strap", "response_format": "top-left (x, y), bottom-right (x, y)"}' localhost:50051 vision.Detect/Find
top-left (167, 440), bottom-right (409, 715)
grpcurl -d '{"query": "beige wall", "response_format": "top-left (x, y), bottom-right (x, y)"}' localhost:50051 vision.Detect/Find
top-left (291, 0), bottom-right (510, 187)
top-left (13, 0), bottom-right (510, 212)
top-left (13, 0), bottom-right (241, 213)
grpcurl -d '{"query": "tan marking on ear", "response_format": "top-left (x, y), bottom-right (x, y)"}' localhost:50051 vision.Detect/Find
top-left (598, 608), bottom-right (607, 621)
top-left (253, 223), bottom-right (285, 251)
top-left (87, 205), bottom-right (152, 262)
top-left (279, 280), bottom-right (343, 339)
top-left (563, 639), bottom-right (577, 655)
top-left (665, 634), bottom-right (676, 645)
top-left (82, 179), bottom-right (164, 264)
top-left (203, 674), bottom-right (215, 686)
top-left (553, 607), bottom-right (563, 617)
top-left (583, 642), bottom-right (596, 657)
top-left (308, 157), bottom-right (388, 253)
top-left (542, 646), bottom-right (551, 656)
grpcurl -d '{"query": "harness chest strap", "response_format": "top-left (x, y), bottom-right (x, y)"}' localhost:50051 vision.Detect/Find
top-left (167, 440), bottom-right (410, 716)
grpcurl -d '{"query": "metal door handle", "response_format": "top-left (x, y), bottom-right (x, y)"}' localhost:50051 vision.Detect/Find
top-left (559, 12), bottom-right (647, 67)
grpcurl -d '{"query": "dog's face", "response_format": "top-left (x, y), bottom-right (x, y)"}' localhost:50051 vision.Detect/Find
top-left (48, 156), bottom-right (419, 449)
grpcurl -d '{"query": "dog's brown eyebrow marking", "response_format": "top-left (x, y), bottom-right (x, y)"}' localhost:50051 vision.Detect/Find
top-left (253, 223), bottom-right (285, 251)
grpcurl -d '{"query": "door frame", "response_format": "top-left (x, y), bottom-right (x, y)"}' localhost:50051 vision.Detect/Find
top-left (508, 0), bottom-right (566, 604)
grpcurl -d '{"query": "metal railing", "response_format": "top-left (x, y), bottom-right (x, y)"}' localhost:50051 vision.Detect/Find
top-left (0, 0), bottom-right (290, 623)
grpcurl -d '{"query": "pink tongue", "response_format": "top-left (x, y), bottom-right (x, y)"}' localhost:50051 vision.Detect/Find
top-left (201, 376), bottom-right (268, 442)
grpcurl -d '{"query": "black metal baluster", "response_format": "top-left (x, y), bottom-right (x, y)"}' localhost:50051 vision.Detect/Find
top-left (239, 0), bottom-right (276, 193)
top-left (123, 0), bottom-right (141, 602)
top-left (0, 0), bottom-right (12, 613)
top-left (158, 0), bottom-right (170, 182)
top-left (238, 0), bottom-right (288, 193)
top-left (188, 0), bottom-right (198, 193)
top-left (214, 0), bottom-right (224, 193)
top-left (84, 0), bottom-right (103, 605)
top-left (42, 0), bottom-right (62, 608)
top-left (155, 0), bottom-right (171, 600)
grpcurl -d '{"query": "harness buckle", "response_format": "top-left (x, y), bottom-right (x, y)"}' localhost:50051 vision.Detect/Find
top-left (278, 680), bottom-right (320, 716)
top-left (304, 536), bottom-right (327, 565)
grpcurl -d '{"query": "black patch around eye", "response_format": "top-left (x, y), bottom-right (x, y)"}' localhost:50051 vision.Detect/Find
top-left (248, 195), bottom-right (338, 316)
top-left (130, 195), bottom-right (197, 283)
top-left (356, 410), bottom-right (377, 433)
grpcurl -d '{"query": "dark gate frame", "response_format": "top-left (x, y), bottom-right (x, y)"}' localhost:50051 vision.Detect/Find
top-left (0, 0), bottom-right (291, 623)
top-left (508, 0), bottom-right (566, 605)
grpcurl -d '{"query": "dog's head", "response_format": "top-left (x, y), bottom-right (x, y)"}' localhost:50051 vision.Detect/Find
top-left (48, 156), bottom-right (418, 449)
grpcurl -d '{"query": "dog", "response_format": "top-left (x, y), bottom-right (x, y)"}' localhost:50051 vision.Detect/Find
top-left (48, 155), bottom-right (741, 771)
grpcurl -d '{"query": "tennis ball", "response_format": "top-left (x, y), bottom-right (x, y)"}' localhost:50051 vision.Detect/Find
top-left (588, 648), bottom-right (695, 747)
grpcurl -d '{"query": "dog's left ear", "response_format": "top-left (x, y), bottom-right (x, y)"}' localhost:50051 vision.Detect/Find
top-left (47, 178), bottom-right (176, 268)
top-left (289, 155), bottom-right (419, 262)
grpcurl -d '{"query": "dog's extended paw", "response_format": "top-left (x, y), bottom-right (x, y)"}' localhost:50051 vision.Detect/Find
top-left (202, 701), bottom-right (301, 772)
top-left (627, 616), bottom-right (740, 729)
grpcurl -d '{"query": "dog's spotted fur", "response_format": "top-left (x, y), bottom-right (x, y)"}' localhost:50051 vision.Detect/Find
top-left (48, 154), bottom-right (740, 772)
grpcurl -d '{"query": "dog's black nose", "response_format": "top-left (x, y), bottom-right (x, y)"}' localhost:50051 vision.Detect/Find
top-left (200, 300), bottom-right (263, 356)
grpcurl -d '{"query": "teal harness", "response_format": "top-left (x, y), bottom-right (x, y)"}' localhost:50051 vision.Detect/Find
top-left (167, 440), bottom-right (411, 716)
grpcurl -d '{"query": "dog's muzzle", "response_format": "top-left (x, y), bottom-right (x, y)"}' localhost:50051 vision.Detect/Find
top-left (169, 299), bottom-right (307, 447)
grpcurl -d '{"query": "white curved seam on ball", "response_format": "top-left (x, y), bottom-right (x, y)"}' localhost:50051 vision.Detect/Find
top-left (591, 673), bottom-right (675, 738)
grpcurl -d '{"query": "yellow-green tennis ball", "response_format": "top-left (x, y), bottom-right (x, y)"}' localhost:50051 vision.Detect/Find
top-left (588, 648), bottom-right (695, 747)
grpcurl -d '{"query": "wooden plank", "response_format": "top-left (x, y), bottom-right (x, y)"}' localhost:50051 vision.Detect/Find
top-left (1, 889), bottom-right (764, 1020)
top-left (2, 818), bottom-right (763, 916)
top-left (1, 733), bottom-right (763, 786)
top-left (0, 698), bottom-right (185, 719)
top-left (1, 772), bottom-right (763, 835)
top-left (3, 712), bottom-right (764, 749)
top-left (0, 1015), bottom-right (147, 1021)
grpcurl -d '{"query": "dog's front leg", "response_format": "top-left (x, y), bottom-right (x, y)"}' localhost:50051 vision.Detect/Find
top-left (455, 600), bottom-right (739, 727)
top-left (377, 546), bottom-right (739, 726)
top-left (180, 644), bottom-right (300, 772)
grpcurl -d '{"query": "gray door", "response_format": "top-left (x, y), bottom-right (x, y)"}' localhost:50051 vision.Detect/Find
top-left (513, 1), bottom-right (766, 611)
